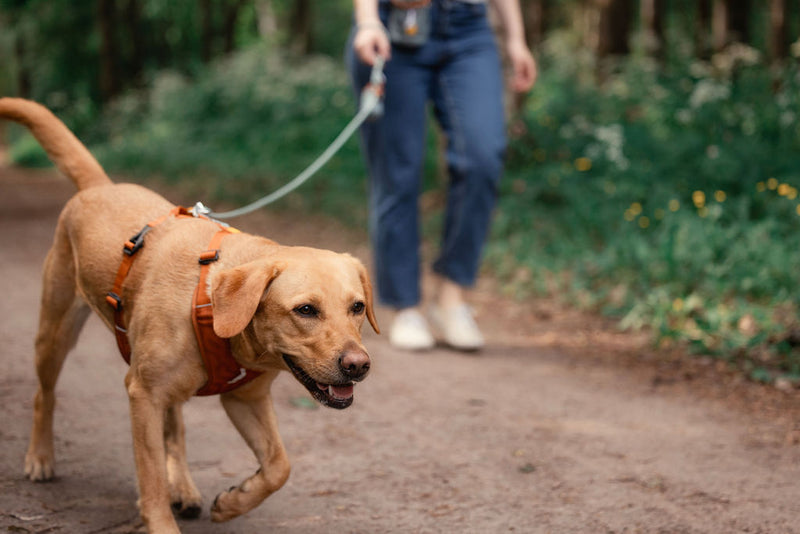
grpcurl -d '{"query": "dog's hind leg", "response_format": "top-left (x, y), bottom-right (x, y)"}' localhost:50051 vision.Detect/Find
top-left (127, 378), bottom-right (181, 533)
top-left (164, 404), bottom-right (203, 519)
top-left (25, 232), bottom-right (90, 482)
top-left (210, 378), bottom-right (290, 522)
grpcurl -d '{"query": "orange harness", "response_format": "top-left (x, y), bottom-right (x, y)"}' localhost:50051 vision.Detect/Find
top-left (105, 207), bottom-right (262, 396)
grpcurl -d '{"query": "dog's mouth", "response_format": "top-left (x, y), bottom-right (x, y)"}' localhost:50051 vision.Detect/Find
top-left (282, 355), bottom-right (354, 410)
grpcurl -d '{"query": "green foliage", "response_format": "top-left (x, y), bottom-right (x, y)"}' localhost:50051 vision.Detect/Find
top-left (87, 45), bottom-right (369, 225)
top-left (489, 35), bottom-right (800, 383)
top-left (7, 126), bottom-right (51, 167)
top-left (0, 0), bottom-right (355, 112)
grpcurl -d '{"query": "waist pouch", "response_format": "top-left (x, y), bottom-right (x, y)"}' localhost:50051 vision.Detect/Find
top-left (387, 0), bottom-right (432, 47)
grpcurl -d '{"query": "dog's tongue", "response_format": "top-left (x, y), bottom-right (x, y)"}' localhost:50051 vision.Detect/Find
top-left (327, 384), bottom-right (354, 400)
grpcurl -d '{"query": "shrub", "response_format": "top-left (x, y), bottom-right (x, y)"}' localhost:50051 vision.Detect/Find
top-left (89, 45), bottom-right (370, 225)
top-left (490, 36), bottom-right (800, 382)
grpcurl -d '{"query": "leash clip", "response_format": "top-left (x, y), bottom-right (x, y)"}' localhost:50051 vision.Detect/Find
top-left (192, 202), bottom-right (212, 218)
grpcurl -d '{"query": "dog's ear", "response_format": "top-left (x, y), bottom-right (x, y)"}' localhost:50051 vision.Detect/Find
top-left (352, 257), bottom-right (380, 334)
top-left (211, 260), bottom-right (283, 338)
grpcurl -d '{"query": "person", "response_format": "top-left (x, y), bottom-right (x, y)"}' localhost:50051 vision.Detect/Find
top-left (347, 0), bottom-right (537, 351)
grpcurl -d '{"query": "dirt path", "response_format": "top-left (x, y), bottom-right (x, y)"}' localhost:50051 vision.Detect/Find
top-left (1, 167), bottom-right (799, 534)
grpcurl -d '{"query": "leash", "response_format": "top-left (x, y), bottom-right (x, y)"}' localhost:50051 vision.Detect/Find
top-left (193, 57), bottom-right (386, 221)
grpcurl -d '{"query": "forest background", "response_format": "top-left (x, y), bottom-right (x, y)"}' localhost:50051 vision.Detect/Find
top-left (1, 0), bottom-right (800, 385)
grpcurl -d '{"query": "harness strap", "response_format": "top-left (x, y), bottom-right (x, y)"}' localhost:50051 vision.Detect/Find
top-left (107, 206), bottom-right (186, 363)
top-left (106, 208), bottom-right (262, 396)
top-left (192, 229), bottom-right (262, 396)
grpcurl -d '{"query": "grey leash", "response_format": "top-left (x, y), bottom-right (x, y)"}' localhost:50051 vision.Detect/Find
top-left (192, 57), bottom-right (386, 221)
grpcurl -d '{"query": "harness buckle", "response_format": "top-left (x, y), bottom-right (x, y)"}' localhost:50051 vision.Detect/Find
top-left (123, 225), bottom-right (151, 256)
top-left (199, 249), bottom-right (220, 264)
top-left (106, 291), bottom-right (122, 310)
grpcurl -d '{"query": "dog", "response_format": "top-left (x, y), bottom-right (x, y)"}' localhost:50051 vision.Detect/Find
top-left (0, 97), bottom-right (379, 533)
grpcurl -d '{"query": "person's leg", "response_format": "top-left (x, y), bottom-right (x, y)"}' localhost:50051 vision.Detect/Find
top-left (428, 2), bottom-right (507, 348)
top-left (431, 8), bottom-right (506, 289)
top-left (347, 24), bottom-right (436, 349)
top-left (348, 38), bottom-right (432, 310)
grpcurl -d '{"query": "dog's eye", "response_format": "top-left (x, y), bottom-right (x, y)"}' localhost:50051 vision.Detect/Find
top-left (351, 301), bottom-right (365, 314)
top-left (294, 304), bottom-right (318, 317)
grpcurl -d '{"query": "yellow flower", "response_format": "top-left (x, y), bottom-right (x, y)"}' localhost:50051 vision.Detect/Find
top-left (668, 199), bottom-right (680, 212)
top-left (574, 157), bottom-right (592, 172)
top-left (756, 181), bottom-right (766, 192)
top-left (714, 190), bottom-right (726, 202)
top-left (630, 202), bottom-right (642, 215)
top-left (767, 177), bottom-right (779, 190)
top-left (638, 216), bottom-right (650, 229)
top-left (692, 190), bottom-right (706, 208)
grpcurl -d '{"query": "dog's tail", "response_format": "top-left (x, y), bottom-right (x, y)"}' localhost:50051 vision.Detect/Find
top-left (0, 97), bottom-right (111, 190)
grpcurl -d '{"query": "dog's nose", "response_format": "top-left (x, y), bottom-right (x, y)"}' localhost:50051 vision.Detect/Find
top-left (338, 349), bottom-right (370, 380)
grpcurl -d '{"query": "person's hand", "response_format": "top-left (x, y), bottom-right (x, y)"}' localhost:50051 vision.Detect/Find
top-left (507, 41), bottom-right (537, 93)
top-left (353, 21), bottom-right (391, 65)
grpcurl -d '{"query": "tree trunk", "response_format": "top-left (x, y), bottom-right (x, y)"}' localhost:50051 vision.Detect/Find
top-left (768, 0), bottom-right (787, 61)
top-left (97, 0), bottom-right (120, 103)
top-left (711, 0), bottom-right (728, 52)
top-left (727, 0), bottom-right (750, 44)
top-left (125, 0), bottom-right (144, 86)
top-left (640, 0), bottom-right (664, 56)
top-left (695, 0), bottom-right (711, 57)
top-left (13, 22), bottom-right (31, 99)
top-left (222, 0), bottom-right (248, 54)
top-left (524, 0), bottom-right (547, 47)
top-left (289, 0), bottom-right (313, 55)
top-left (596, 0), bottom-right (633, 58)
top-left (255, 0), bottom-right (278, 37)
top-left (200, 0), bottom-right (214, 63)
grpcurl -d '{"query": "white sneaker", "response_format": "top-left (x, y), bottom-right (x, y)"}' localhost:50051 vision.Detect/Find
top-left (389, 308), bottom-right (435, 351)
top-left (429, 304), bottom-right (485, 351)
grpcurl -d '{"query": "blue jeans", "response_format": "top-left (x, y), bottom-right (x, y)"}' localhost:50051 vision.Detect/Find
top-left (347, 0), bottom-right (507, 309)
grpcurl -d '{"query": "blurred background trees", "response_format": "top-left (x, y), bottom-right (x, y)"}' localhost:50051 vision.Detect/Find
top-left (1, 1), bottom-right (800, 382)
top-left (1, 1), bottom-right (798, 109)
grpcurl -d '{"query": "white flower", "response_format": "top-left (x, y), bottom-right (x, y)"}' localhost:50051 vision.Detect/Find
top-left (593, 124), bottom-right (629, 171)
top-left (689, 79), bottom-right (730, 109)
top-left (780, 111), bottom-right (796, 128)
top-left (792, 39), bottom-right (800, 58)
top-left (675, 109), bottom-right (693, 124)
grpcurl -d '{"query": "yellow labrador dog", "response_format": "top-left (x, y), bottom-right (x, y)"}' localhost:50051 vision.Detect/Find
top-left (0, 97), bottom-right (379, 533)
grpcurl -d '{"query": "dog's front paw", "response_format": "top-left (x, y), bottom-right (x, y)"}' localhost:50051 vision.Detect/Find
top-left (210, 486), bottom-right (249, 522)
top-left (171, 499), bottom-right (203, 519)
top-left (24, 450), bottom-right (55, 482)
top-left (168, 473), bottom-right (203, 519)
top-left (209, 468), bottom-right (284, 522)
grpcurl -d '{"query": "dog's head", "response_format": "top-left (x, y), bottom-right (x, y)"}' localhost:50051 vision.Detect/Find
top-left (209, 246), bottom-right (379, 409)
